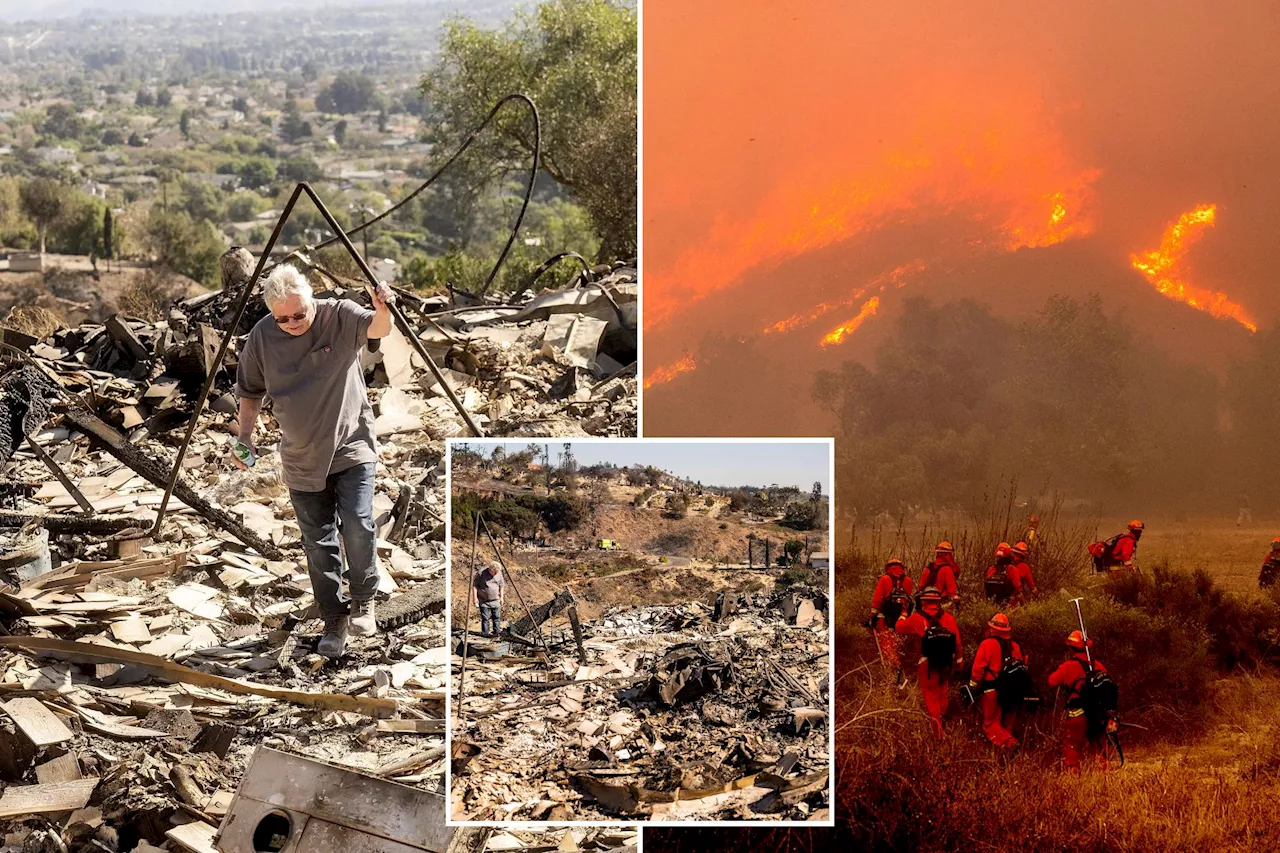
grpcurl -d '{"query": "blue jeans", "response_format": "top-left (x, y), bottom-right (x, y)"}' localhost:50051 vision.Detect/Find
top-left (289, 462), bottom-right (378, 621)
top-left (479, 602), bottom-right (502, 636)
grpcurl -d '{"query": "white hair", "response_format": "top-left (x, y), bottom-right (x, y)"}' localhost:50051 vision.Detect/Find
top-left (262, 266), bottom-right (314, 308)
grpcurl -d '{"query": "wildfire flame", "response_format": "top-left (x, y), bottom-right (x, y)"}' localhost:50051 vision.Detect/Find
top-left (820, 297), bottom-right (881, 348)
top-left (762, 260), bottom-right (925, 337)
top-left (646, 95), bottom-right (1099, 329)
top-left (643, 354), bottom-right (697, 390)
top-left (1129, 204), bottom-right (1256, 333)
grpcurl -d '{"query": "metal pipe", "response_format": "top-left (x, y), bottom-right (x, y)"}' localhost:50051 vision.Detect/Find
top-left (456, 511), bottom-right (479, 724)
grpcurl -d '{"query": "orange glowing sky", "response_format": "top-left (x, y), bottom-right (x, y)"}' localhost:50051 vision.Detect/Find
top-left (643, 1), bottom-right (1280, 430)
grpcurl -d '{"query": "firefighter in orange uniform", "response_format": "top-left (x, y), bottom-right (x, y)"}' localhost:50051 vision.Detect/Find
top-left (1260, 538), bottom-right (1280, 588)
top-left (1047, 631), bottom-right (1116, 774)
top-left (1009, 541), bottom-right (1038, 604)
top-left (869, 558), bottom-right (914, 680)
top-left (919, 541), bottom-right (960, 608)
top-left (895, 586), bottom-right (963, 737)
top-left (969, 612), bottom-right (1027, 751)
top-left (1092, 520), bottom-right (1144, 572)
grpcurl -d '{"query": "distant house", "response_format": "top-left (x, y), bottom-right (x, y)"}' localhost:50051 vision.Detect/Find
top-left (809, 552), bottom-right (830, 570)
top-left (81, 180), bottom-right (107, 199)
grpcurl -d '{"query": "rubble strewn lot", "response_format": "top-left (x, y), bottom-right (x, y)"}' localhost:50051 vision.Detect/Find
top-left (452, 587), bottom-right (830, 822)
top-left (0, 250), bottom-right (638, 849)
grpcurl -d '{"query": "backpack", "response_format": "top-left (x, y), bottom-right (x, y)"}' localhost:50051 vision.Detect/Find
top-left (1078, 660), bottom-right (1119, 737)
top-left (984, 562), bottom-right (1015, 602)
top-left (1261, 558), bottom-right (1280, 589)
top-left (920, 613), bottom-right (957, 672)
top-left (994, 638), bottom-right (1033, 711)
top-left (1087, 534), bottom-right (1126, 571)
top-left (880, 574), bottom-right (913, 626)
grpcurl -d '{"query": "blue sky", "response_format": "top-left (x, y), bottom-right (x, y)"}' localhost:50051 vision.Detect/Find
top-left (454, 440), bottom-right (831, 493)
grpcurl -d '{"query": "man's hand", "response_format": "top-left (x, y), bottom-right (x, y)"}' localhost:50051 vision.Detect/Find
top-left (371, 283), bottom-right (396, 308)
top-left (231, 440), bottom-right (257, 470)
top-left (367, 284), bottom-right (394, 338)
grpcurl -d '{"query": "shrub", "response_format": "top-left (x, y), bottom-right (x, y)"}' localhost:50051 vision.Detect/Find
top-left (1106, 563), bottom-right (1280, 670)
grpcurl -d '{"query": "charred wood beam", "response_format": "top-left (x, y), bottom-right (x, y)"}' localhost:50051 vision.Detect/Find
top-left (0, 513), bottom-right (139, 535)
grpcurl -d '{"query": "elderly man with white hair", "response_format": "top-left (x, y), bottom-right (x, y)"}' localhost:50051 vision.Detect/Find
top-left (233, 265), bottom-right (395, 658)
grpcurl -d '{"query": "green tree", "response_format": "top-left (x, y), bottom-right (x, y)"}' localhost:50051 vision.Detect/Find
top-left (49, 195), bottom-right (105, 256)
top-left (19, 178), bottom-right (69, 253)
top-left (41, 103), bottom-right (84, 140)
top-left (144, 208), bottom-right (223, 286)
top-left (102, 206), bottom-right (114, 263)
top-left (156, 88), bottom-right (172, 108)
top-left (279, 99), bottom-right (311, 143)
top-left (420, 0), bottom-right (637, 261)
top-left (333, 119), bottom-right (347, 145)
top-left (226, 191), bottom-right (263, 222)
top-left (101, 128), bottom-right (125, 146)
top-left (183, 181), bottom-right (223, 225)
top-left (276, 156), bottom-right (323, 184)
top-left (236, 158), bottom-right (276, 190)
top-left (135, 89), bottom-right (155, 108)
top-left (317, 71), bottom-right (377, 114)
top-left (179, 109), bottom-right (194, 139)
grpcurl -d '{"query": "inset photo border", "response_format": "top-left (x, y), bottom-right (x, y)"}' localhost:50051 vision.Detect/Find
top-left (444, 438), bottom-right (834, 827)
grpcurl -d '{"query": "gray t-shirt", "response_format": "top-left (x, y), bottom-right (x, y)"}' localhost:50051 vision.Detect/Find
top-left (235, 298), bottom-right (378, 492)
top-left (474, 568), bottom-right (504, 603)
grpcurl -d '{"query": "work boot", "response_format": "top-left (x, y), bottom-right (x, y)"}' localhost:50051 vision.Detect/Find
top-left (350, 598), bottom-right (377, 637)
top-left (317, 616), bottom-right (349, 658)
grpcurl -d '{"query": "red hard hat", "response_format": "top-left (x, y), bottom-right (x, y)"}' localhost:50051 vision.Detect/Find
top-left (988, 612), bottom-right (1012, 635)
top-left (994, 542), bottom-right (1012, 559)
top-left (1029, 515), bottom-right (1039, 524)
top-left (1012, 541), bottom-right (1029, 557)
top-left (1066, 630), bottom-right (1092, 650)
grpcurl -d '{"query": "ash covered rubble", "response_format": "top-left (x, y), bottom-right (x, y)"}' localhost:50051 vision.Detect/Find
top-left (451, 588), bottom-right (831, 823)
top-left (0, 247), bottom-right (635, 850)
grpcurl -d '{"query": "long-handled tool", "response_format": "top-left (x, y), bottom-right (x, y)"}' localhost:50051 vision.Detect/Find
top-left (1067, 596), bottom-right (1124, 766)
top-left (1068, 597), bottom-right (1093, 666)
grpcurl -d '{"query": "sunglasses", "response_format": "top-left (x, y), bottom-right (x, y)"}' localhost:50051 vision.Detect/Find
top-left (274, 310), bottom-right (308, 325)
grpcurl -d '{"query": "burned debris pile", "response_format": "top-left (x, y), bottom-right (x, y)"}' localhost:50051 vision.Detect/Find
top-left (451, 588), bottom-right (830, 822)
top-left (0, 245), bottom-right (635, 847)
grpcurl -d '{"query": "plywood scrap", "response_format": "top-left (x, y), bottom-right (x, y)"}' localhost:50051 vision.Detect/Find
top-left (1, 697), bottom-right (74, 748)
top-left (0, 777), bottom-right (99, 818)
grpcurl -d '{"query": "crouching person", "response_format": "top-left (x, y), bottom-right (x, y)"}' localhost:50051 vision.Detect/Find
top-left (895, 586), bottom-right (963, 737)
top-left (234, 265), bottom-right (395, 658)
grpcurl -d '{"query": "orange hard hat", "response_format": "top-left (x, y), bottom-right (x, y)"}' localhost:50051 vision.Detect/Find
top-left (919, 586), bottom-right (943, 603)
top-left (936, 540), bottom-right (954, 553)
top-left (1271, 537), bottom-right (1280, 550)
top-left (988, 612), bottom-right (1012, 634)
top-left (1012, 541), bottom-right (1029, 557)
top-left (1128, 520), bottom-right (1145, 531)
top-left (885, 558), bottom-right (905, 570)
top-left (994, 541), bottom-right (1011, 559)
top-left (1065, 630), bottom-right (1092, 650)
